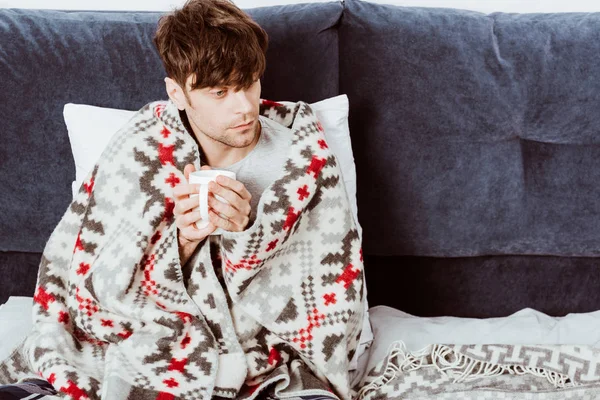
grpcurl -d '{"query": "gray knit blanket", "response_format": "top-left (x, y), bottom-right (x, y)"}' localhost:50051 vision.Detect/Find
top-left (355, 342), bottom-right (600, 399)
top-left (0, 99), bottom-right (365, 400)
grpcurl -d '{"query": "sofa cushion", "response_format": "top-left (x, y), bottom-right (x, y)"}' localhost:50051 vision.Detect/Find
top-left (0, 3), bottom-right (343, 257)
top-left (0, 9), bottom-right (166, 256)
top-left (251, 2), bottom-right (343, 102)
top-left (340, 0), bottom-right (600, 257)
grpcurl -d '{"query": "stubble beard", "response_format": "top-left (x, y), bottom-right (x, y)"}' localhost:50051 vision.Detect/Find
top-left (214, 119), bottom-right (259, 149)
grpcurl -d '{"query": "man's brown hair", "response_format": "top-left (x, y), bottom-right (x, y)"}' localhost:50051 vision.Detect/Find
top-left (154, 0), bottom-right (268, 94)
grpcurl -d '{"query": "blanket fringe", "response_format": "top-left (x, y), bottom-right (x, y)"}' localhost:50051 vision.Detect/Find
top-left (356, 341), bottom-right (574, 400)
top-left (431, 344), bottom-right (573, 388)
top-left (356, 341), bottom-right (431, 399)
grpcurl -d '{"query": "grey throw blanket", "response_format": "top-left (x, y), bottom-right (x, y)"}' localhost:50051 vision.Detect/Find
top-left (356, 342), bottom-right (600, 399)
top-left (0, 99), bottom-right (365, 400)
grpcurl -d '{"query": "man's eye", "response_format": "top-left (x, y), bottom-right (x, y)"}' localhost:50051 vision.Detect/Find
top-left (214, 90), bottom-right (227, 97)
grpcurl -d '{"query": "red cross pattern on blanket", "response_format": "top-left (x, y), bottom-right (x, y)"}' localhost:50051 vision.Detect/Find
top-left (292, 308), bottom-right (326, 349)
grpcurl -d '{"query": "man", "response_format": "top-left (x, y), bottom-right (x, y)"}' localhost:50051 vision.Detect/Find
top-left (153, 0), bottom-right (292, 267)
top-left (156, 4), bottom-right (368, 396)
top-left (0, 1), bottom-right (366, 399)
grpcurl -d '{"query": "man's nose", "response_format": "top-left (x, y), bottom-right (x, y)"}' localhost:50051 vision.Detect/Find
top-left (233, 90), bottom-right (253, 114)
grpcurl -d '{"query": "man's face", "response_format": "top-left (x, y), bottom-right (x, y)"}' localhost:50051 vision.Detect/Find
top-left (177, 75), bottom-right (262, 149)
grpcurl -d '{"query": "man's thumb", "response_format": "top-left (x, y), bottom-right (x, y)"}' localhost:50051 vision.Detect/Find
top-left (184, 164), bottom-right (196, 181)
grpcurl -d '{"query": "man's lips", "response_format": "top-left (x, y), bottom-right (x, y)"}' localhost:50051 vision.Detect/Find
top-left (231, 120), bottom-right (254, 129)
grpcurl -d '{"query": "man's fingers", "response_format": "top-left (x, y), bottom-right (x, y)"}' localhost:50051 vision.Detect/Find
top-left (181, 211), bottom-right (202, 227)
top-left (195, 222), bottom-right (217, 235)
top-left (174, 196), bottom-right (200, 216)
top-left (215, 175), bottom-right (252, 200)
top-left (178, 224), bottom-right (215, 241)
top-left (207, 195), bottom-right (250, 226)
top-left (175, 163), bottom-right (218, 244)
top-left (173, 184), bottom-right (200, 199)
top-left (177, 167), bottom-right (250, 234)
top-left (176, 211), bottom-right (216, 237)
top-left (208, 209), bottom-right (244, 232)
top-left (208, 181), bottom-right (249, 213)
top-left (176, 213), bottom-right (197, 232)
top-left (207, 195), bottom-right (234, 219)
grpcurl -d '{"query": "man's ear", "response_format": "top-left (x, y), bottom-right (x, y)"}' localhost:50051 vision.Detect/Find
top-left (165, 77), bottom-right (187, 110)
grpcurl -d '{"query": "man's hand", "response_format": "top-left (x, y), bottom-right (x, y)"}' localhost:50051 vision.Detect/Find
top-left (207, 172), bottom-right (252, 232)
top-left (173, 164), bottom-right (216, 265)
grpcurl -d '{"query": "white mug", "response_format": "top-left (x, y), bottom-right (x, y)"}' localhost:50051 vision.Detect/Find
top-left (189, 170), bottom-right (237, 235)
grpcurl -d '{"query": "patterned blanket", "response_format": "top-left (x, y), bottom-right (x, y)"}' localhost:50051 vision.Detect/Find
top-left (356, 342), bottom-right (600, 399)
top-left (0, 100), bottom-right (365, 400)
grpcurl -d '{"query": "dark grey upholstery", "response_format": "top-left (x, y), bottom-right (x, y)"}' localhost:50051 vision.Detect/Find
top-left (338, 1), bottom-right (600, 315)
top-left (2, 0), bottom-right (600, 317)
top-left (340, 1), bottom-right (600, 257)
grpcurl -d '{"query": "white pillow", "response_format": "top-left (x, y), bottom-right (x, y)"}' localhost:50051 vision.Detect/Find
top-left (63, 94), bottom-right (372, 369)
top-left (64, 104), bottom-right (136, 198)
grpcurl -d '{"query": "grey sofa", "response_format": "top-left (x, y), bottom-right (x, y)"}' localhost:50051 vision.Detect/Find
top-left (2, 0), bottom-right (600, 318)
